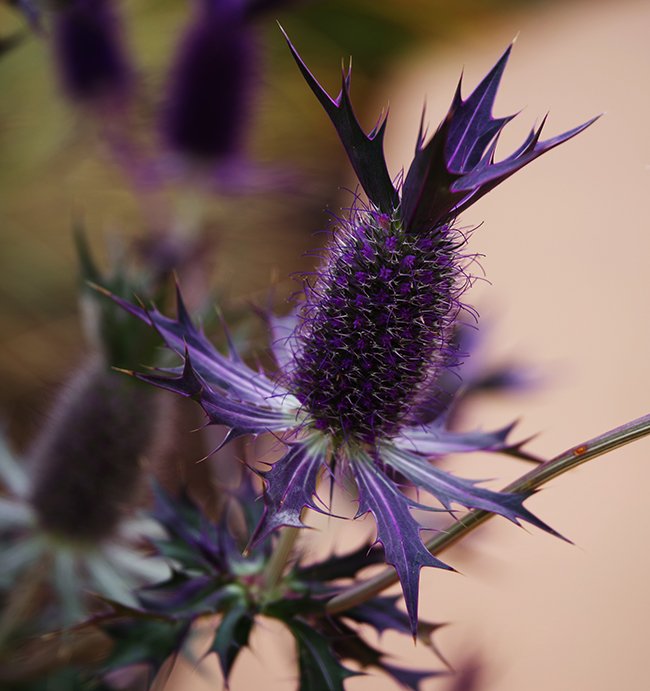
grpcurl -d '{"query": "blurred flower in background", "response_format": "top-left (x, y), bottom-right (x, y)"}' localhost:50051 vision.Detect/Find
top-left (51, 0), bottom-right (133, 109)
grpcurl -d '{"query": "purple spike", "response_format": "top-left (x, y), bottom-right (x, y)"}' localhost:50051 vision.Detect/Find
top-left (281, 27), bottom-right (399, 214)
top-left (250, 437), bottom-right (329, 544)
top-left (346, 596), bottom-right (443, 642)
top-left (102, 286), bottom-right (283, 405)
top-left (394, 420), bottom-right (516, 456)
top-left (450, 116), bottom-right (600, 213)
top-left (382, 444), bottom-right (565, 538)
top-left (398, 47), bottom-right (597, 232)
top-left (352, 454), bottom-right (452, 635)
top-left (445, 45), bottom-right (514, 171)
top-left (135, 350), bottom-right (293, 436)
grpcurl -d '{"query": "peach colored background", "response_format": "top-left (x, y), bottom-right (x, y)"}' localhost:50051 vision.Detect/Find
top-left (166, 0), bottom-right (650, 689)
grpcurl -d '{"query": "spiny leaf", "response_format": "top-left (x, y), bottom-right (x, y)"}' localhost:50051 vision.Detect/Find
top-left (251, 437), bottom-right (329, 545)
top-left (294, 542), bottom-right (385, 583)
top-left (209, 603), bottom-right (254, 682)
top-left (285, 618), bottom-right (358, 691)
top-left (382, 444), bottom-right (563, 538)
top-left (282, 27), bottom-right (399, 215)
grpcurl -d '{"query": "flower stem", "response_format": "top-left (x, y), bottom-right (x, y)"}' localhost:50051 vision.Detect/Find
top-left (263, 526), bottom-right (300, 592)
top-left (326, 412), bottom-right (650, 615)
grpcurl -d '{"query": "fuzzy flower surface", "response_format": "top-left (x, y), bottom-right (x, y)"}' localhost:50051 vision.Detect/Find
top-left (111, 40), bottom-right (595, 631)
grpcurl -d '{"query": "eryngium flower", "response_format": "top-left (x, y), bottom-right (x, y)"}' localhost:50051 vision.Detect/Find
top-left (0, 364), bottom-right (165, 622)
top-left (29, 358), bottom-right (155, 542)
top-left (111, 41), bottom-right (596, 631)
top-left (161, 0), bottom-right (255, 162)
top-left (51, 0), bottom-right (132, 105)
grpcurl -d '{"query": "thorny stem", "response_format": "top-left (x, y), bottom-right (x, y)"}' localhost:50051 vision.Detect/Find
top-left (263, 526), bottom-right (300, 592)
top-left (326, 412), bottom-right (650, 615)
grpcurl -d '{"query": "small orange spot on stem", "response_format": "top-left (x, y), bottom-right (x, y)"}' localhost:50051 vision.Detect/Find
top-left (573, 445), bottom-right (588, 456)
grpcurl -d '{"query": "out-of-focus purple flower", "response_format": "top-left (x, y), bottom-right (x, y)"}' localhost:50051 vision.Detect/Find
top-left (0, 236), bottom-right (174, 625)
top-left (108, 41), bottom-right (596, 632)
top-left (28, 358), bottom-right (155, 542)
top-left (0, 365), bottom-right (167, 623)
top-left (51, 0), bottom-right (132, 106)
top-left (161, 0), bottom-right (256, 164)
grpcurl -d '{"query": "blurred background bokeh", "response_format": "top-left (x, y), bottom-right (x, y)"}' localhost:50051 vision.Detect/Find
top-left (1, 0), bottom-right (649, 689)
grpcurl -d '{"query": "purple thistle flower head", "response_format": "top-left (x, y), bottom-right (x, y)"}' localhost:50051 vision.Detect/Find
top-left (51, 0), bottom-right (132, 106)
top-left (28, 357), bottom-right (158, 543)
top-left (161, 0), bottom-right (256, 163)
top-left (108, 39), bottom-right (595, 633)
top-left (282, 34), bottom-right (597, 446)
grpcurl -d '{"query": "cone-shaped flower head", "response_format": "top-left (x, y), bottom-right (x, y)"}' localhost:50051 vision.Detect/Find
top-left (28, 358), bottom-right (156, 542)
top-left (51, 0), bottom-right (132, 106)
top-left (0, 364), bottom-right (166, 625)
top-left (0, 238), bottom-right (171, 625)
top-left (109, 38), bottom-right (596, 632)
top-left (161, 0), bottom-right (256, 163)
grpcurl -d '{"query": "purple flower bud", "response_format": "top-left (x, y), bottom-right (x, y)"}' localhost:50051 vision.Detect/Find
top-left (51, 0), bottom-right (132, 106)
top-left (161, 0), bottom-right (255, 162)
top-left (28, 358), bottom-right (158, 542)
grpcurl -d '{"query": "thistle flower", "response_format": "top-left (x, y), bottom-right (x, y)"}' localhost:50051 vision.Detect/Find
top-left (51, 0), bottom-right (132, 106)
top-left (0, 365), bottom-right (166, 626)
top-left (0, 238), bottom-right (170, 626)
top-left (161, 0), bottom-right (256, 164)
top-left (28, 358), bottom-right (154, 543)
top-left (109, 39), bottom-right (596, 631)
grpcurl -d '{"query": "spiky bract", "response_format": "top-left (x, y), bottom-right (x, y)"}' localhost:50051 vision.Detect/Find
top-left (90, 485), bottom-right (445, 690)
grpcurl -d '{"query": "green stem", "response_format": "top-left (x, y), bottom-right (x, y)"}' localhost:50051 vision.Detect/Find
top-left (326, 412), bottom-right (650, 615)
top-left (263, 526), bottom-right (301, 592)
